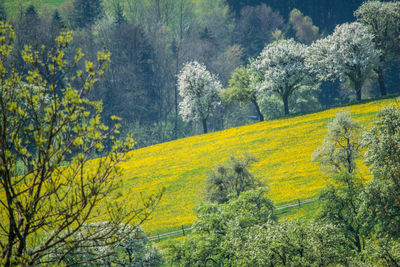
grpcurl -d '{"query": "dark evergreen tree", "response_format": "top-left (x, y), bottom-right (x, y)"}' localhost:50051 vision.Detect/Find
top-left (72, 0), bottom-right (103, 28)
top-left (13, 5), bottom-right (42, 75)
top-left (17, 5), bottom-right (41, 47)
top-left (0, 0), bottom-right (6, 21)
top-left (114, 1), bottom-right (126, 25)
top-left (97, 23), bottom-right (159, 128)
top-left (49, 10), bottom-right (64, 46)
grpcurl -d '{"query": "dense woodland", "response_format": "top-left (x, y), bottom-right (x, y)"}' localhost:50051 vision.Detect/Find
top-left (2, 0), bottom-right (399, 147)
top-left (1, 0), bottom-right (400, 265)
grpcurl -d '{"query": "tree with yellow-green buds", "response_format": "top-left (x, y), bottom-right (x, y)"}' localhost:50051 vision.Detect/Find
top-left (0, 22), bottom-right (163, 266)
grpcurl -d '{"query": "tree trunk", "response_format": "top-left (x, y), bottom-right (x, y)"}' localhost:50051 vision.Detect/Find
top-left (202, 119), bottom-right (208, 134)
top-left (355, 234), bottom-right (362, 253)
top-left (376, 66), bottom-right (387, 96)
top-left (283, 94), bottom-right (289, 116)
top-left (355, 81), bottom-right (362, 101)
top-left (174, 55), bottom-right (179, 140)
top-left (252, 100), bottom-right (264, 121)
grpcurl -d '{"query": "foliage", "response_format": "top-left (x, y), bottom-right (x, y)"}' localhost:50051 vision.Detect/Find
top-left (258, 93), bottom-right (284, 119)
top-left (72, 0), bottom-right (103, 28)
top-left (313, 110), bottom-right (362, 174)
top-left (355, 1), bottom-right (400, 96)
top-left (258, 83), bottom-right (321, 119)
top-left (361, 235), bottom-right (400, 266)
top-left (252, 39), bottom-right (315, 115)
top-left (289, 8), bottom-right (320, 45)
top-left (221, 66), bottom-right (252, 105)
top-left (313, 110), bottom-right (365, 253)
top-left (50, 223), bottom-right (163, 266)
top-left (94, 20), bottom-right (160, 126)
top-left (0, 23), bottom-right (162, 266)
top-left (0, 1), bottom-right (5, 21)
top-left (317, 172), bottom-right (365, 253)
top-left (166, 189), bottom-right (352, 266)
top-left (234, 4), bottom-right (284, 58)
top-left (235, 220), bottom-right (352, 266)
top-left (361, 105), bottom-right (400, 238)
top-left (192, 0), bottom-right (234, 50)
top-left (205, 155), bottom-right (263, 204)
top-left (221, 65), bottom-right (264, 121)
top-left (310, 103), bottom-right (400, 265)
top-left (177, 61), bottom-right (222, 133)
top-left (15, 5), bottom-right (41, 49)
top-left (307, 22), bottom-right (380, 101)
top-left (195, 188), bottom-right (275, 235)
top-left (209, 45), bottom-right (243, 87)
top-left (165, 188), bottom-right (276, 266)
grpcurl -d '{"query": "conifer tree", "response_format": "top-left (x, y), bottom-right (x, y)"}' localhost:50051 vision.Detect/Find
top-left (73, 0), bottom-right (103, 28)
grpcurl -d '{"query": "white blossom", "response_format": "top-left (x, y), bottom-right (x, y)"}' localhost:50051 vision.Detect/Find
top-left (251, 39), bottom-right (314, 115)
top-left (177, 61), bottom-right (222, 133)
top-left (306, 22), bottom-right (380, 100)
top-left (355, 1), bottom-right (400, 59)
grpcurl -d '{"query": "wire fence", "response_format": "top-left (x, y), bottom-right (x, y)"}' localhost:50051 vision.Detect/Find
top-left (148, 197), bottom-right (317, 241)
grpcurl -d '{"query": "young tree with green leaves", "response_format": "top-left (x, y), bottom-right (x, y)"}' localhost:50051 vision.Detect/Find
top-left (361, 105), bottom-right (400, 239)
top-left (0, 22), bottom-right (162, 266)
top-left (221, 65), bottom-right (264, 121)
top-left (313, 110), bottom-right (362, 174)
top-left (205, 155), bottom-right (263, 204)
top-left (313, 110), bottom-right (365, 253)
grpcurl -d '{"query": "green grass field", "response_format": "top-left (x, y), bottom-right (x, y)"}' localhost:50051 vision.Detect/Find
top-left (118, 97), bottom-right (398, 235)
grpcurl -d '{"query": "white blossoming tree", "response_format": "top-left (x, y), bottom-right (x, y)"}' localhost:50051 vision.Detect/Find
top-left (252, 39), bottom-right (314, 115)
top-left (178, 61), bottom-right (222, 133)
top-left (307, 22), bottom-right (380, 101)
top-left (355, 1), bottom-right (400, 96)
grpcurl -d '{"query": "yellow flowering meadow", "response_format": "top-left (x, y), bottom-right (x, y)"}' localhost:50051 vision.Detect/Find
top-left (118, 98), bottom-right (397, 234)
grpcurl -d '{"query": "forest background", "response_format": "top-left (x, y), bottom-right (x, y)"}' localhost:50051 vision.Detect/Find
top-left (2, 0), bottom-right (399, 147)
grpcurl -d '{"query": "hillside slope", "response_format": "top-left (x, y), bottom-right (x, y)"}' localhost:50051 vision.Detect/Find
top-left (119, 97), bottom-right (397, 234)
